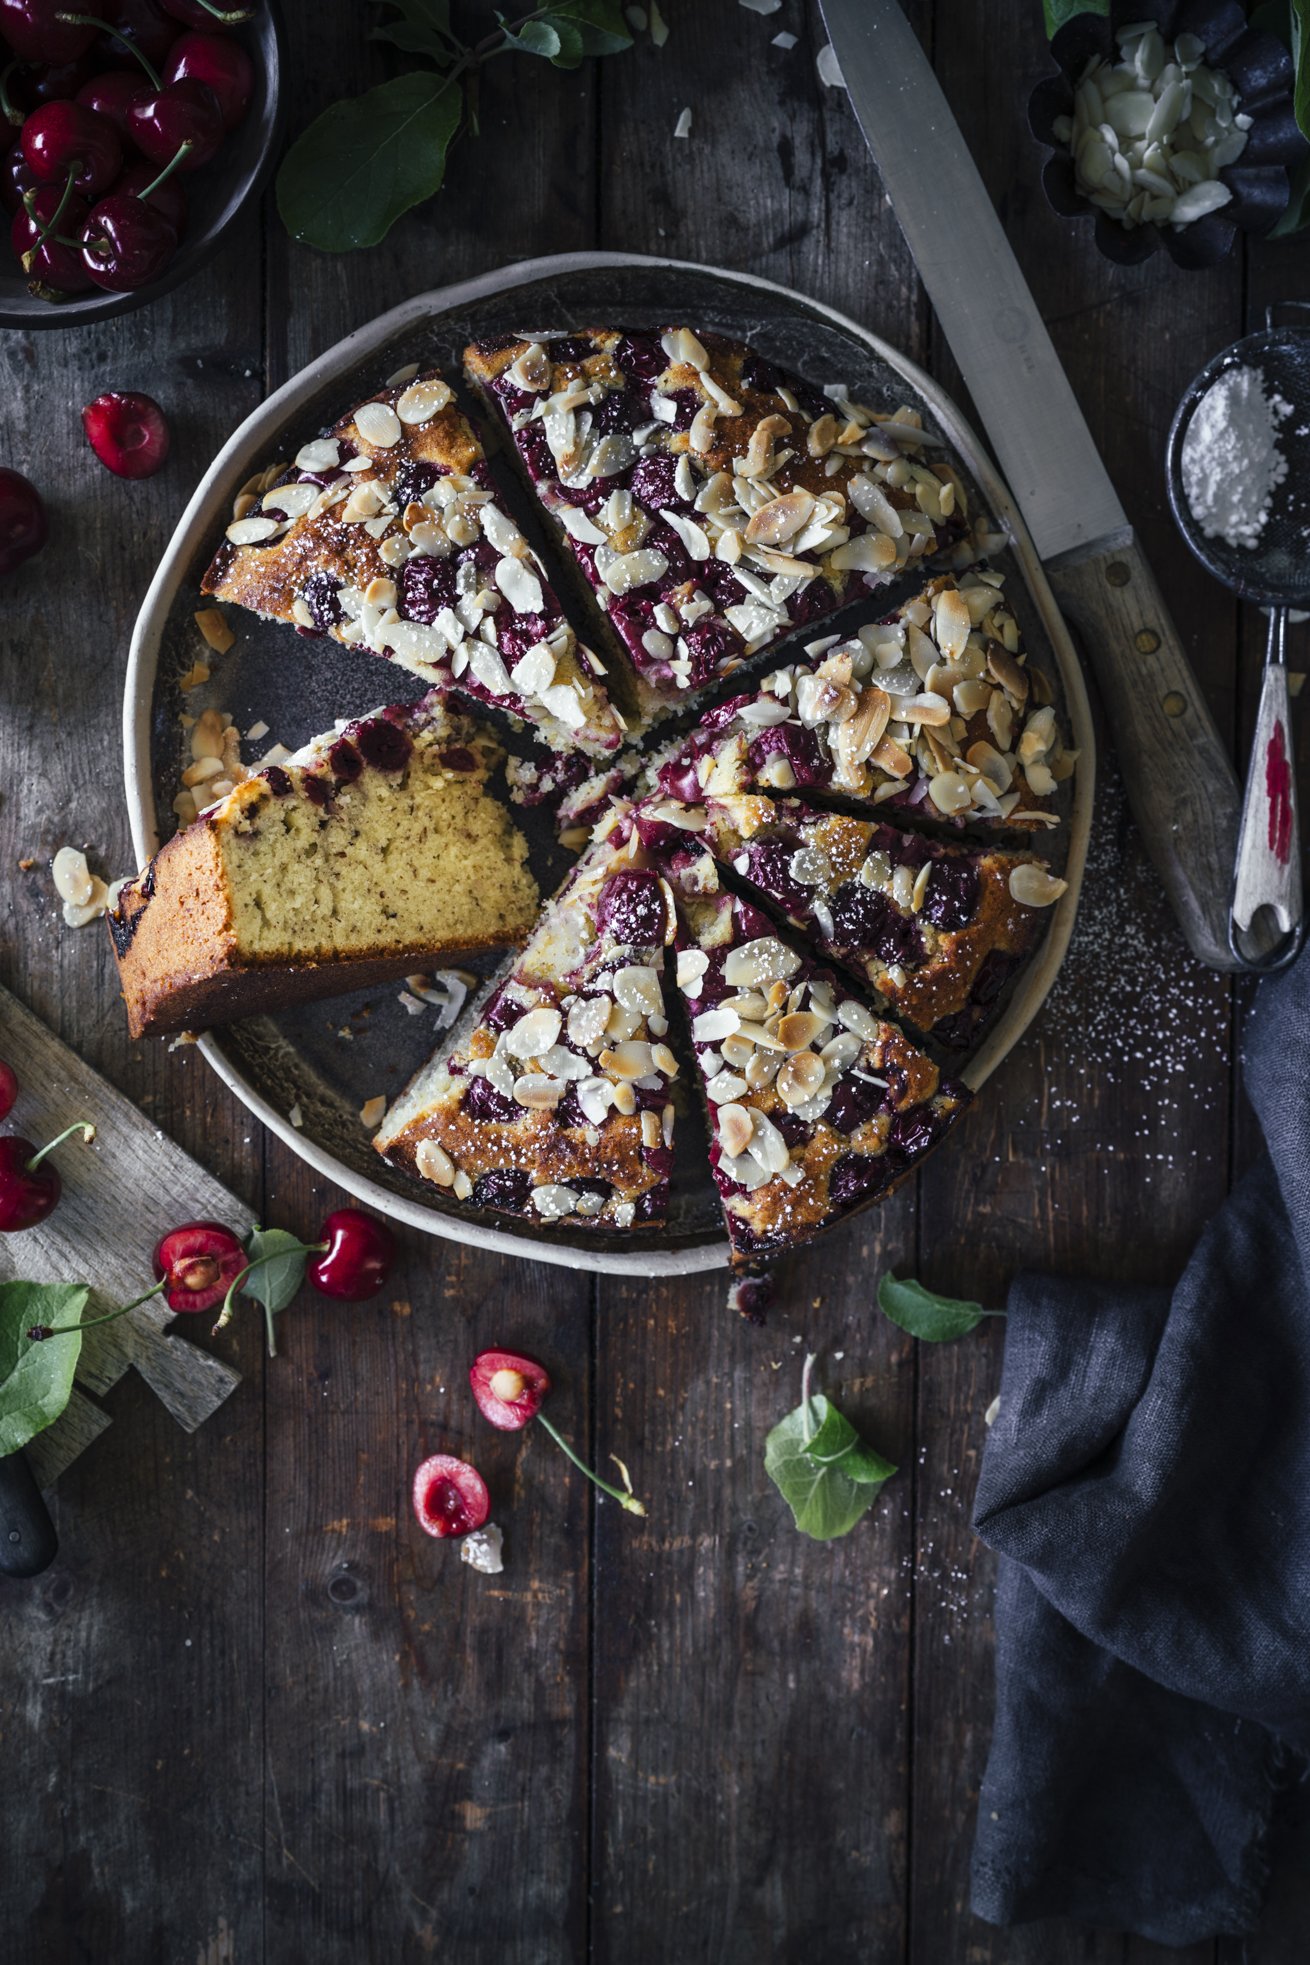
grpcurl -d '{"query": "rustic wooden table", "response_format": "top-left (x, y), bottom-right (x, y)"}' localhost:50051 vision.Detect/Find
top-left (3, 3), bottom-right (1308, 1959)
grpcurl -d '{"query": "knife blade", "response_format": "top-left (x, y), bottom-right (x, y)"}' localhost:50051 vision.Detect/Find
top-left (818, 0), bottom-right (1248, 972)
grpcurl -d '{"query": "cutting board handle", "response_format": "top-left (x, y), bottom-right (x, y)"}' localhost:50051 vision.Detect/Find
top-left (1047, 535), bottom-right (1243, 973)
top-left (0, 1451), bottom-right (57, 1579)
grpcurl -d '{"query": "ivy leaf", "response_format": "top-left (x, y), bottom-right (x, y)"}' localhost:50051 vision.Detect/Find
top-left (1042, 0), bottom-right (1107, 34)
top-left (501, 17), bottom-right (562, 56)
top-left (545, 0), bottom-right (633, 56)
top-left (877, 1273), bottom-right (989, 1342)
top-left (765, 1388), bottom-right (896, 1540)
top-left (277, 70), bottom-right (464, 252)
top-left (0, 1281), bottom-right (89, 1456)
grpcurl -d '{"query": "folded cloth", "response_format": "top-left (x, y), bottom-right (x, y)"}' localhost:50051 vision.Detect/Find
top-left (969, 942), bottom-right (1310, 1947)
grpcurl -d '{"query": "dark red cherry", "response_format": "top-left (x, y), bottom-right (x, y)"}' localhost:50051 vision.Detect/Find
top-left (160, 0), bottom-right (253, 28)
top-left (99, 0), bottom-right (180, 65)
top-left (80, 191), bottom-right (175, 288)
top-left (1, 141), bottom-right (37, 216)
top-left (112, 154), bottom-right (185, 235)
top-left (80, 389), bottom-right (170, 476)
top-left (75, 69), bottom-right (151, 143)
top-left (0, 1062), bottom-right (17, 1119)
top-left (0, 1121), bottom-right (92, 1232)
top-left (26, 54), bottom-right (98, 107)
top-left (153, 1219), bottom-right (245, 1312)
top-left (0, 0), bottom-right (96, 64)
top-left (306, 1207), bottom-right (395, 1301)
top-left (469, 1348), bottom-right (550, 1431)
top-left (11, 179), bottom-right (93, 289)
top-left (412, 1455), bottom-right (490, 1540)
top-left (0, 468), bottom-right (49, 575)
top-left (126, 76), bottom-right (222, 168)
top-left (22, 101), bottom-right (122, 196)
top-left (162, 29), bottom-right (250, 129)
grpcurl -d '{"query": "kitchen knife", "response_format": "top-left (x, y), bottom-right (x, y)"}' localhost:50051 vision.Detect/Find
top-left (818, 0), bottom-right (1246, 971)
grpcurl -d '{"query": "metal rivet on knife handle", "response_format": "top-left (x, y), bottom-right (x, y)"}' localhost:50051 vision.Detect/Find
top-left (1162, 691), bottom-right (1187, 718)
top-left (1105, 562), bottom-right (1131, 587)
top-left (1135, 629), bottom-right (1161, 654)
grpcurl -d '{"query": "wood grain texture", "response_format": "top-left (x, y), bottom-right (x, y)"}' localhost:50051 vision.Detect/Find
top-left (0, 0), bottom-right (1302, 1960)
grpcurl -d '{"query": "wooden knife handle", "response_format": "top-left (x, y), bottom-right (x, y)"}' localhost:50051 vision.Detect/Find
top-left (1046, 535), bottom-right (1242, 972)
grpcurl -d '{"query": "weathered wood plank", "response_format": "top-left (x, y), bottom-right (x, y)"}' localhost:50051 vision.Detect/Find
top-left (256, 20), bottom-right (597, 1962)
top-left (0, 221), bottom-right (269, 1965)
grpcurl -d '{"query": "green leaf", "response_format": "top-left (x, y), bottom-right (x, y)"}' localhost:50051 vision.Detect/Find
top-left (501, 17), bottom-right (562, 55)
top-left (370, 0), bottom-right (457, 61)
top-left (1271, 147), bottom-right (1310, 234)
top-left (1290, 0), bottom-right (1310, 138)
top-left (803, 1398), bottom-right (898, 1485)
top-left (0, 1281), bottom-right (89, 1456)
top-left (240, 1228), bottom-right (308, 1318)
top-left (877, 1273), bottom-right (989, 1342)
top-left (544, 0), bottom-right (633, 56)
top-left (765, 1392), bottom-right (896, 1540)
top-left (277, 70), bottom-right (464, 253)
top-left (542, 17), bottom-right (586, 66)
top-left (1042, 0), bottom-right (1107, 35)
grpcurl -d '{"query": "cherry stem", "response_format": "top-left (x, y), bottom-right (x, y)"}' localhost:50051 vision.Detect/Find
top-left (55, 13), bottom-right (162, 88)
top-left (187, 0), bottom-right (255, 20)
top-left (135, 140), bottom-right (193, 201)
top-left (800, 1350), bottom-right (818, 1444)
top-left (25, 165), bottom-right (78, 244)
top-left (535, 1412), bottom-right (647, 1516)
top-left (25, 1120), bottom-right (95, 1173)
top-left (212, 1239), bottom-right (327, 1343)
top-left (27, 1278), bottom-right (166, 1340)
top-left (0, 59), bottom-right (25, 128)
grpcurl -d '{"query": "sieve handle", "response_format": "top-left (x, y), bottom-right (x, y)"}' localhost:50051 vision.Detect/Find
top-left (1047, 533), bottom-right (1244, 972)
top-left (1229, 611), bottom-right (1303, 972)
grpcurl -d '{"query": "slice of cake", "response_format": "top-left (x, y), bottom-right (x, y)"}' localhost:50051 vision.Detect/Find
top-left (109, 700), bottom-right (539, 1039)
top-left (652, 570), bottom-right (1075, 829)
top-left (200, 367), bottom-right (624, 758)
top-left (662, 844), bottom-right (969, 1265)
top-left (464, 328), bottom-right (972, 726)
top-left (373, 821), bottom-right (680, 1232)
top-left (679, 792), bottom-right (1063, 1049)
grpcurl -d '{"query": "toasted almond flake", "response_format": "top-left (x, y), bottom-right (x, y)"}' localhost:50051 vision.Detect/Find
top-left (288, 1103), bottom-right (304, 1130)
top-left (1008, 861), bottom-right (1068, 907)
top-left (52, 846), bottom-right (95, 907)
top-left (226, 515), bottom-right (279, 546)
top-left (354, 400), bottom-right (403, 448)
top-left (718, 1103), bottom-right (754, 1158)
top-left (503, 1005), bottom-right (563, 1058)
top-left (532, 1184), bottom-right (578, 1219)
top-left (396, 378), bottom-right (453, 424)
top-left (178, 659), bottom-right (210, 692)
top-left (611, 1079), bottom-right (638, 1116)
top-left (601, 1040), bottom-right (656, 1080)
top-left (772, 27), bottom-right (797, 46)
top-left (776, 1010), bottom-right (827, 1052)
top-left (692, 1006), bottom-right (741, 1043)
top-left (776, 1051), bottom-right (825, 1106)
top-left (514, 1074), bottom-right (567, 1109)
top-left (194, 606), bottom-right (234, 654)
top-left (816, 42), bottom-right (845, 87)
top-left (295, 438), bottom-right (341, 473)
top-left (673, 105), bottom-right (692, 138)
top-left (359, 1095), bottom-right (387, 1130)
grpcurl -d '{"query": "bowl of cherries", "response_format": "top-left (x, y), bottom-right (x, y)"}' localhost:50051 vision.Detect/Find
top-left (0, 0), bottom-right (283, 326)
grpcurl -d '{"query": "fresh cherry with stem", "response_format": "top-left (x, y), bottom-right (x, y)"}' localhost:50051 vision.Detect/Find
top-left (469, 1347), bottom-right (647, 1515)
top-left (75, 68), bottom-right (152, 141)
top-left (79, 187), bottom-right (173, 286)
top-left (412, 1455), bottom-right (490, 1539)
top-left (0, 0), bottom-right (98, 65)
top-left (0, 467), bottom-right (50, 574)
top-left (113, 154), bottom-right (185, 233)
top-left (14, 179), bottom-right (93, 288)
top-left (308, 1208), bottom-right (394, 1302)
top-left (127, 75), bottom-right (221, 170)
top-left (0, 1121), bottom-right (95, 1232)
top-left (21, 100), bottom-right (122, 196)
top-left (162, 29), bottom-right (250, 129)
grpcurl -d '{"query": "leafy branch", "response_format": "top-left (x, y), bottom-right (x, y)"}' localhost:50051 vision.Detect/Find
top-left (276, 0), bottom-right (635, 253)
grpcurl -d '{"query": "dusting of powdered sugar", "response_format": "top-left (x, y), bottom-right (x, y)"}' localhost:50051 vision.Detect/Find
top-left (1181, 363), bottom-right (1291, 550)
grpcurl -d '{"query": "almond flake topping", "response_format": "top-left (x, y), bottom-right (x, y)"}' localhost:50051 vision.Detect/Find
top-left (396, 378), bottom-right (453, 424)
top-left (416, 1138), bottom-right (456, 1187)
top-left (1008, 863), bottom-right (1069, 908)
top-left (354, 400), bottom-right (403, 448)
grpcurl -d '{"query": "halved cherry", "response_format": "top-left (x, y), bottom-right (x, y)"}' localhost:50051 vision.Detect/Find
top-left (412, 1455), bottom-right (490, 1540)
top-left (470, 1347), bottom-right (550, 1431)
top-left (153, 1219), bottom-right (245, 1312)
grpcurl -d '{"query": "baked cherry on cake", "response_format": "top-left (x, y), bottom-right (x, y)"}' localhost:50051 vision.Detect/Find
top-left (109, 699), bottom-right (539, 1040)
top-left (668, 792), bottom-right (1065, 1049)
top-left (372, 819), bottom-right (680, 1232)
top-left (464, 328), bottom-right (973, 728)
top-left (652, 571), bottom-right (1076, 829)
top-left (200, 367), bottom-right (624, 759)
top-left (661, 843), bottom-right (969, 1263)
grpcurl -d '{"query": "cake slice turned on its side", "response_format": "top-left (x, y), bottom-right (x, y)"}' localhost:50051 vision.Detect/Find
top-left (677, 791), bottom-right (1064, 1051)
top-left (659, 839), bottom-right (969, 1268)
top-left (200, 366), bottom-right (624, 759)
top-left (109, 699), bottom-right (539, 1040)
top-left (373, 816), bottom-right (680, 1233)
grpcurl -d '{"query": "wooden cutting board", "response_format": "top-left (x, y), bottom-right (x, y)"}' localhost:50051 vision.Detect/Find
top-left (0, 982), bottom-right (254, 1487)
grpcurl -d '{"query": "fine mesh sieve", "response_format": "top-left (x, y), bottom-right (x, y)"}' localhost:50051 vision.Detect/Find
top-left (1166, 304), bottom-right (1307, 972)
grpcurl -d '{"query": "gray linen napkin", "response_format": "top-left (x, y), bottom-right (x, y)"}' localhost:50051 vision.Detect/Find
top-left (969, 942), bottom-right (1310, 1946)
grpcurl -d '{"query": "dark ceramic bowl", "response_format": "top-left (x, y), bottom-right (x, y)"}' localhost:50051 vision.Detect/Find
top-left (0, 0), bottom-right (285, 328)
top-left (1028, 0), bottom-right (1307, 268)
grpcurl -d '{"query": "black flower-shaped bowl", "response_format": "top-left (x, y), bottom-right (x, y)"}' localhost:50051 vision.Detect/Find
top-left (1028, 0), bottom-right (1307, 268)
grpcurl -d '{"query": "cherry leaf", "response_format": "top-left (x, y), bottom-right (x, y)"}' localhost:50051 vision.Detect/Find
top-left (276, 71), bottom-right (464, 252)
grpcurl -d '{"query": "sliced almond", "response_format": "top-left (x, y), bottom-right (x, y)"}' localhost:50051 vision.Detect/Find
top-left (1008, 863), bottom-right (1068, 908)
top-left (354, 400), bottom-right (403, 448)
top-left (775, 1010), bottom-right (827, 1053)
top-left (717, 1103), bottom-right (754, 1158)
top-left (416, 1138), bottom-right (456, 1187)
top-left (776, 1051), bottom-right (826, 1107)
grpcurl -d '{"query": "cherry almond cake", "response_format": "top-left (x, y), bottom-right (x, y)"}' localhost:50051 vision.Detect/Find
top-left (465, 328), bottom-right (974, 728)
top-left (111, 699), bottom-right (538, 1040)
top-left (115, 322), bottom-right (1083, 1277)
top-left (201, 366), bottom-right (625, 759)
